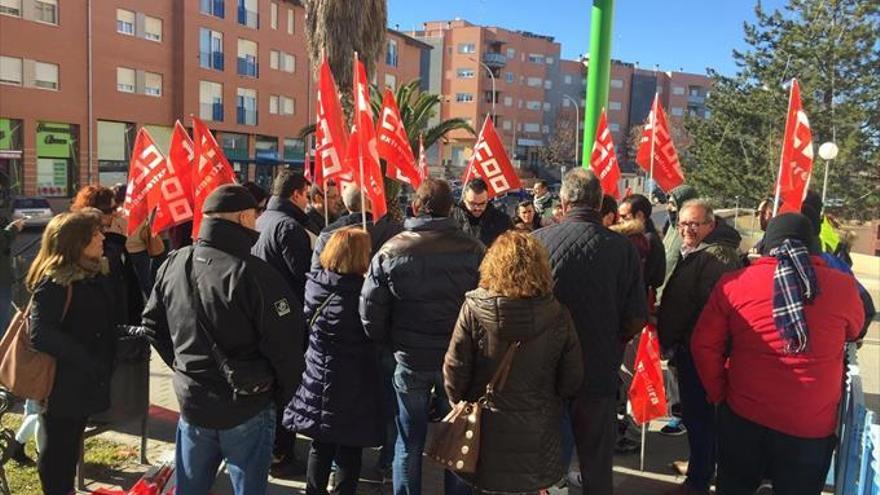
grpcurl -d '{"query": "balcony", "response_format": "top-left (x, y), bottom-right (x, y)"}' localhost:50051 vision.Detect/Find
top-left (200, 102), bottom-right (224, 122)
top-left (237, 107), bottom-right (258, 126)
top-left (482, 52), bottom-right (507, 69)
top-left (237, 57), bottom-right (258, 77)
top-left (237, 7), bottom-right (259, 29)
top-left (199, 51), bottom-right (224, 71)
top-left (200, 0), bottom-right (224, 17)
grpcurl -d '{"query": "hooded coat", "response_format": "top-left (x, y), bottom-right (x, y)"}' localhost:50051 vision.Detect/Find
top-left (443, 288), bottom-right (583, 492)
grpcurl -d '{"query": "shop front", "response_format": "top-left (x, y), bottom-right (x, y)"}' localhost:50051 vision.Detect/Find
top-left (36, 122), bottom-right (79, 198)
top-left (0, 118), bottom-right (24, 205)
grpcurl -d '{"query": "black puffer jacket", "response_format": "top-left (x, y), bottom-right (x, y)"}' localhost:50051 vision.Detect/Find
top-left (310, 212), bottom-right (403, 272)
top-left (657, 217), bottom-right (743, 349)
top-left (532, 207), bottom-right (647, 397)
top-left (451, 203), bottom-right (512, 247)
top-left (30, 261), bottom-right (118, 417)
top-left (360, 216), bottom-right (484, 371)
top-left (444, 288), bottom-right (583, 492)
top-left (252, 197), bottom-right (314, 304)
top-left (143, 218), bottom-right (306, 429)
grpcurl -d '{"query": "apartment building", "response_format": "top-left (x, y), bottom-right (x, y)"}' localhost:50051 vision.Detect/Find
top-left (414, 19), bottom-right (561, 172)
top-left (0, 0), bottom-right (428, 198)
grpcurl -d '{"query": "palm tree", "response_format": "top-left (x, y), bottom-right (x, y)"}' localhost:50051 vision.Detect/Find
top-left (303, 0), bottom-right (387, 92)
top-left (299, 79), bottom-right (475, 219)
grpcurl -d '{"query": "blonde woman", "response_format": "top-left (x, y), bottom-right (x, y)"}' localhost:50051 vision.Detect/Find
top-left (443, 231), bottom-right (583, 493)
top-left (26, 210), bottom-right (119, 495)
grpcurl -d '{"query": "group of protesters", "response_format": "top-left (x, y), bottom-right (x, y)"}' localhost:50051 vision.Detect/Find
top-left (6, 165), bottom-right (874, 495)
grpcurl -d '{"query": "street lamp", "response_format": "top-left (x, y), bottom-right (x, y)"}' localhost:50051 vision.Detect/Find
top-left (562, 94), bottom-right (581, 167)
top-left (469, 57), bottom-right (496, 118)
top-left (818, 141), bottom-right (839, 208)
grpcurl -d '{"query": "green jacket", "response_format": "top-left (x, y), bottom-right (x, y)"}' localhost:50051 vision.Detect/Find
top-left (657, 220), bottom-right (743, 349)
top-left (0, 224), bottom-right (18, 287)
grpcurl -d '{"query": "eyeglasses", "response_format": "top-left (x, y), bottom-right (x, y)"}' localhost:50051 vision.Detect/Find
top-left (678, 221), bottom-right (710, 231)
top-left (466, 200), bottom-right (488, 209)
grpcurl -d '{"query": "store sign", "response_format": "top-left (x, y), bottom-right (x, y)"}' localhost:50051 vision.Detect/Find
top-left (37, 122), bottom-right (74, 158)
top-left (0, 118), bottom-right (21, 151)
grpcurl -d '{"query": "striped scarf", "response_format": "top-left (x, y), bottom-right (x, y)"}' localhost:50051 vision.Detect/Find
top-left (771, 239), bottom-right (819, 354)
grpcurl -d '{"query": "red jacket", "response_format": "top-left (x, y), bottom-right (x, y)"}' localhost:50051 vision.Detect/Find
top-left (691, 256), bottom-right (864, 438)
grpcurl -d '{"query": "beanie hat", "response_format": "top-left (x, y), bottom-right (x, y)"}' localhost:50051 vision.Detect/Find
top-left (202, 185), bottom-right (257, 214)
top-left (762, 213), bottom-right (820, 256)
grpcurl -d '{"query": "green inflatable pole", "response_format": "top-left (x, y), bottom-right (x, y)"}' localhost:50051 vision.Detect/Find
top-left (581, 0), bottom-right (615, 168)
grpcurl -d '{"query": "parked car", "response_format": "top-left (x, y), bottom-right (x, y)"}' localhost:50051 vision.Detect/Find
top-left (11, 196), bottom-right (54, 228)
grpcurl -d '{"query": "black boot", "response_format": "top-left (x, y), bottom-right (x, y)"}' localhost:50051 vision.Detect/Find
top-left (9, 440), bottom-right (35, 467)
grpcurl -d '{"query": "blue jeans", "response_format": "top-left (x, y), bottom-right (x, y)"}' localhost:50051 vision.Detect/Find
top-left (378, 347), bottom-right (398, 469)
top-left (392, 364), bottom-right (471, 495)
top-left (675, 347), bottom-right (716, 491)
top-left (175, 405), bottom-right (276, 495)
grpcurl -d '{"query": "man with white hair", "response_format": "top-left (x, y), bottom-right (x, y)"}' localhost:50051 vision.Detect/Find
top-left (532, 168), bottom-right (647, 495)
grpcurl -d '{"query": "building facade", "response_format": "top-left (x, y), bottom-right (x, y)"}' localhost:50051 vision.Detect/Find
top-left (0, 0), bottom-right (428, 200)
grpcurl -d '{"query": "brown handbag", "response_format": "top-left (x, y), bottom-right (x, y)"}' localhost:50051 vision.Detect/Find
top-left (0, 284), bottom-right (73, 400)
top-left (425, 340), bottom-right (522, 474)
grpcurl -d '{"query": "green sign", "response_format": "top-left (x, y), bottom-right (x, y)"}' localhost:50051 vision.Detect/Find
top-left (36, 121), bottom-right (74, 158)
top-left (0, 119), bottom-right (14, 150)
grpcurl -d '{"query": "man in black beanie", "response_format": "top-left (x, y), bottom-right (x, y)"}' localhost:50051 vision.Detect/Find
top-left (142, 184), bottom-right (306, 494)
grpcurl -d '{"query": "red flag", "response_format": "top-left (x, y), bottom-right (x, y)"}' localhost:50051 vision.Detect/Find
top-left (628, 324), bottom-right (668, 425)
top-left (775, 79), bottom-right (813, 214)
top-left (589, 109), bottom-right (622, 200)
top-left (151, 121), bottom-right (195, 235)
top-left (123, 128), bottom-right (167, 235)
top-left (191, 116), bottom-right (237, 239)
top-left (418, 135), bottom-right (429, 180)
top-left (461, 116), bottom-right (522, 199)
top-left (377, 89), bottom-right (421, 189)
top-left (315, 59), bottom-right (351, 185)
top-left (346, 57), bottom-right (387, 220)
top-left (636, 95), bottom-right (685, 192)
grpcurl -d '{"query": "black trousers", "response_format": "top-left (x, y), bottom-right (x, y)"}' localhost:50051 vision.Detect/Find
top-left (274, 402), bottom-right (297, 460)
top-left (38, 412), bottom-right (88, 495)
top-left (717, 404), bottom-right (835, 495)
top-left (306, 440), bottom-right (362, 495)
top-left (571, 394), bottom-right (617, 495)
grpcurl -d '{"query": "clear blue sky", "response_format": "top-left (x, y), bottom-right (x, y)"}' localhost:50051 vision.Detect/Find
top-left (388, 0), bottom-right (788, 76)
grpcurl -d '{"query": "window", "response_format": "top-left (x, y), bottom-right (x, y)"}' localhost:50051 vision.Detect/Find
top-left (269, 50), bottom-right (279, 70)
top-left (523, 123), bottom-right (540, 133)
top-left (502, 120), bottom-right (511, 131)
top-left (542, 125), bottom-right (550, 134)
top-left (237, 87), bottom-right (257, 125)
top-left (34, 61), bottom-right (58, 90)
top-left (34, 0), bottom-right (57, 24)
top-left (0, 0), bottom-right (21, 17)
top-left (672, 86), bottom-right (685, 95)
top-left (610, 78), bottom-right (624, 89)
top-left (545, 56), bottom-right (554, 64)
top-left (457, 43), bottom-right (476, 54)
top-left (543, 102), bottom-right (551, 111)
top-left (503, 96), bottom-right (513, 107)
top-left (564, 75), bottom-right (572, 84)
top-left (544, 79), bottom-right (552, 89)
top-left (237, 38), bottom-right (258, 77)
top-left (526, 77), bottom-right (542, 87)
top-left (670, 107), bottom-right (684, 117)
top-left (506, 48), bottom-right (515, 59)
top-left (270, 2), bottom-right (277, 29)
top-left (384, 73), bottom-right (396, 90)
top-left (269, 95), bottom-right (279, 114)
top-left (281, 96), bottom-right (294, 115)
top-left (609, 123), bottom-right (620, 132)
top-left (457, 68), bottom-right (475, 79)
top-left (200, 29), bottom-right (224, 70)
top-left (562, 98), bottom-right (570, 108)
top-left (526, 101), bottom-right (541, 110)
top-left (455, 93), bottom-right (474, 103)
top-left (281, 52), bottom-right (294, 73)
top-left (528, 54), bottom-right (544, 64)
top-left (199, 80), bottom-right (224, 121)
top-left (116, 67), bottom-right (135, 93)
top-left (287, 9), bottom-right (293, 34)
top-left (117, 9), bottom-right (135, 35)
top-left (386, 39), bottom-right (398, 67)
top-left (238, 0), bottom-right (259, 29)
top-left (0, 56), bottom-right (22, 85)
top-left (200, 0), bottom-right (224, 18)
top-left (145, 72), bottom-right (162, 96)
top-left (609, 101), bottom-right (622, 111)
top-left (504, 72), bottom-right (513, 84)
top-left (145, 16), bottom-right (162, 42)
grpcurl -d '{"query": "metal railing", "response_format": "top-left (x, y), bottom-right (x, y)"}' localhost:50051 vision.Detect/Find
top-left (237, 7), bottom-right (259, 29)
top-left (199, 102), bottom-right (224, 122)
top-left (236, 57), bottom-right (258, 78)
top-left (236, 107), bottom-right (257, 126)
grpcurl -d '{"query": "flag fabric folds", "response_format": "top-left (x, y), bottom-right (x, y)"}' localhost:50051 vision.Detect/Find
top-left (191, 116), bottom-right (237, 238)
top-left (150, 121), bottom-right (195, 235)
top-left (461, 116), bottom-right (522, 199)
top-left (775, 79), bottom-right (814, 214)
top-left (636, 95), bottom-right (685, 193)
top-left (589, 109), bottom-right (622, 200)
top-left (123, 128), bottom-right (167, 235)
top-left (377, 89), bottom-right (421, 189)
top-left (346, 57), bottom-right (387, 219)
top-left (628, 324), bottom-right (668, 425)
top-left (315, 59), bottom-right (351, 186)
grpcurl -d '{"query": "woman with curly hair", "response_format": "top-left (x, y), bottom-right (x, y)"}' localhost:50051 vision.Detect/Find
top-left (443, 231), bottom-right (583, 493)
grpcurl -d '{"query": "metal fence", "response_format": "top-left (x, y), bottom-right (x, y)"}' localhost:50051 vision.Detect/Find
top-left (833, 344), bottom-right (880, 495)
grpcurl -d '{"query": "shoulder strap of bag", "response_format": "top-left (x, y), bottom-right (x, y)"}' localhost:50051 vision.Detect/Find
top-left (308, 293), bottom-right (338, 329)
top-left (186, 250), bottom-right (230, 367)
top-left (485, 341), bottom-right (521, 396)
